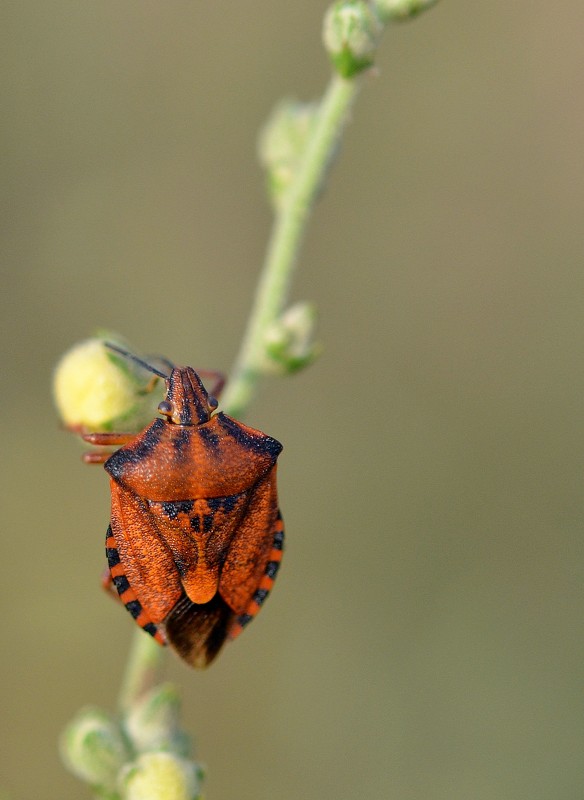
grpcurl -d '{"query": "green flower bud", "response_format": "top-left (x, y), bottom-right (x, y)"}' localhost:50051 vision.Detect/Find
top-left (60, 706), bottom-right (131, 792)
top-left (258, 99), bottom-right (319, 210)
top-left (119, 753), bottom-right (203, 800)
top-left (372, 0), bottom-right (440, 22)
top-left (124, 683), bottom-right (190, 757)
top-left (53, 335), bottom-right (165, 434)
top-left (323, 1), bottom-right (382, 78)
top-left (264, 302), bottom-right (321, 375)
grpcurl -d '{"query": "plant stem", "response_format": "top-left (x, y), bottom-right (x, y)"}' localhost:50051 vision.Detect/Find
top-left (116, 72), bottom-right (360, 712)
top-left (221, 73), bottom-right (361, 419)
top-left (118, 629), bottom-right (167, 713)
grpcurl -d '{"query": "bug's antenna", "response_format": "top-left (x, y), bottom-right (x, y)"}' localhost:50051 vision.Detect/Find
top-left (104, 342), bottom-right (169, 380)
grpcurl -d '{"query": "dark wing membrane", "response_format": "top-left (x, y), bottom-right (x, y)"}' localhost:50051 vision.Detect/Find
top-left (163, 592), bottom-right (234, 668)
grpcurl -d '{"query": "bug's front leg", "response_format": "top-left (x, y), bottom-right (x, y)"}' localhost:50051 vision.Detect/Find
top-left (81, 432), bottom-right (136, 464)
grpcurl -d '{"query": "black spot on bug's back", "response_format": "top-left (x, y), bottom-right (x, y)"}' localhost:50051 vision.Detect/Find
top-left (158, 500), bottom-right (194, 520)
top-left (221, 492), bottom-right (243, 513)
top-left (202, 514), bottom-right (213, 533)
top-left (189, 511), bottom-right (214, 535)
top-left (206, 491), bottom-right (248, 515)
top-left (207, 497), bottom-right (222, 513)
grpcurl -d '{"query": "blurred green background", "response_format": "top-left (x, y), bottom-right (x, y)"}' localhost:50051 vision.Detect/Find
top-left (2, 1), bottom-right (583, 798)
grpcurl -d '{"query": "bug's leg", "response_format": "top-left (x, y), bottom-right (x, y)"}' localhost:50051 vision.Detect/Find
top-left (83, 451), bottom-right (112, 464)
top-left (101, 567), bottom-right (118, 598)
top-left (105, 526), bottom-right (166, 646)
top-left (194, 369), bottom-right (226, 399)
top-left (81, 432), bottom-right (136, 464)
top-left (82, 432), bottom-right (136, 446)
top-left (228, 511), bottom-right (285, 641)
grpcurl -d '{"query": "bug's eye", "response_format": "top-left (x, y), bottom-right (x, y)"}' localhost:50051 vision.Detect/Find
top-left (158, 400), bottom-right (173, 416)
top-left (208, 396), bottom-right (218, 411)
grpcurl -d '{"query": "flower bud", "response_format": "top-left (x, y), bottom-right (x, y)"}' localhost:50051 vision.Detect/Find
top-left (119, 752), bottom-right (203, 800)
top-left (258, 99), bottom-right (318, 210)
top-left (124, 683), bottom-right (190, 758)
top-left (53, 336), bottom-right (165, 434)
top-left (372, 0), bottom-right (440, 22)
top-left (60, 706), bottom-right (131, 792)
top-left (263, 302), bottom-right (321, 375)
top-left (323, 1), bottom-right (382, 78)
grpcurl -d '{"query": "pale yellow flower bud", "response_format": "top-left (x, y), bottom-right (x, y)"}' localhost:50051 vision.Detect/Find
top-left (119, 752), bottom-right (203, 800)
top-left (53, 337), bottom-right (164, 433)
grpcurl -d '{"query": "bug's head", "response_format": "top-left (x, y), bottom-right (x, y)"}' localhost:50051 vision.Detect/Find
top-left (103, 342), bottom-right (217, 427)
top-left (158, 367), bottom-right (217, 426)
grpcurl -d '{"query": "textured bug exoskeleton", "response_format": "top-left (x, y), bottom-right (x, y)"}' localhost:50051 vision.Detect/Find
top-left (84, 361), bottom-right (284, 668)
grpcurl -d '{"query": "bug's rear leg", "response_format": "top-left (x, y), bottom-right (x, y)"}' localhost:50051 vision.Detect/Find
top-left (101, 567), bottom-right (117, 597)
top-left (228, 511), bottom-right (285, 641)
top-left (104, 526), bottom-right (166, 645)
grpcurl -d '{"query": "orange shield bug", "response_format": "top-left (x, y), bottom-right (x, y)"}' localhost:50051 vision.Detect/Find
top-left (82, 344), bottom-right (284, 668)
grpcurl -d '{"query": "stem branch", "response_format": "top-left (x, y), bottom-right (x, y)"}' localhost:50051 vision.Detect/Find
top-left (222, 73), bottom-right (360, 418)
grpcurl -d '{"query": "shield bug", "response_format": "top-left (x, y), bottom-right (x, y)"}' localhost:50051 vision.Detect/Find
top-left (82, 344), bottom-right (284, 668)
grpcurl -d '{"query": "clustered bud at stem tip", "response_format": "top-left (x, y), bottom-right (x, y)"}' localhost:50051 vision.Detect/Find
top-left (372, 0), bottom-right (440, 22)
top-left (61, 685), bottom-right (203, 799)
top-left (60, 707), bottom-right (130, 792)
top-left (323, 1), bottom-right (382, 79)
top-left (263, 302), bottom-right (320, 375)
